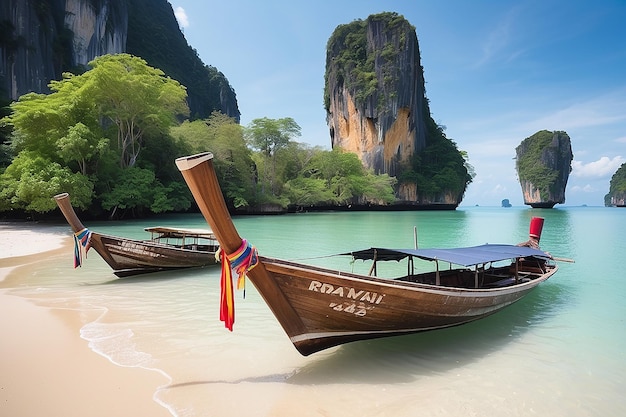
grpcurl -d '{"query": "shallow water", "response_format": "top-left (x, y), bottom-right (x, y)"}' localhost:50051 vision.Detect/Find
top-left (2, 206), bottom-right (625, 416)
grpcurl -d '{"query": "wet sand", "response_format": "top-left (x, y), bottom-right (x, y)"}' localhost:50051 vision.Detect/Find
top-left (0, 224), bottom-right (171, 417)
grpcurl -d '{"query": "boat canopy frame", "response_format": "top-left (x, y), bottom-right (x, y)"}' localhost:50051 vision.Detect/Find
top-left (343, 244), bottom-right (552, 267)
top-left (343, 244), bottom-right (552, 287)
top-left (145, 226), bottom-right (218, 249)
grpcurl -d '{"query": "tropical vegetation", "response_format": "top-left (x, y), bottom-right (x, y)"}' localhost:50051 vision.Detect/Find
top-left (0, 54), bottom-right (397, 218)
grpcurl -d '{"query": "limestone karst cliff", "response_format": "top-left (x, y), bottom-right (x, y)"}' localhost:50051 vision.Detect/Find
top-left (515, 130), bottom-right (573, 208)
top-left (1, 0), bottom-right (65, 99)
top-left (324, 12), bottom-right (471, 207)
top-left (0, 0), bottom-right (238, 121)
top-left (605, 162), bottom-right (626, 207)
top-left (0, 0), bottom-right (126, 99)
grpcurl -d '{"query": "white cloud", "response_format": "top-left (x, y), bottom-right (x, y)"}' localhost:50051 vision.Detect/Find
top-left (616, 136), bottom-right (626, 143)
top-left (174, 6), bottom-right (189, 28)
top-left (569, 184), bottom-right (596, 193)
top-left (571, 156), bottom-right (625, 178)
top-left (523, 91), bottom-right (626, 132)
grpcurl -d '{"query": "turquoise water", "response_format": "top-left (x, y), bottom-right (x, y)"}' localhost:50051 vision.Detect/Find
top-left (3, 206), bottom-right (625, 416)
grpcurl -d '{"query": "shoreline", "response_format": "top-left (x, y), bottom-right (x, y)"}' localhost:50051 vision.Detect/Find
top-left (0, 223), bottom-right (172, 417)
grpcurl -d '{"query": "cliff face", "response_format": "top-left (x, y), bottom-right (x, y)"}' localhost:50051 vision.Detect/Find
top-left (126, 0), bottom-right (239, 121)
top-left (0, 0), bottom-right (64, 99)
top-left (516, 130), bottom-right (573, 208)
top-left (610, 194), bottom-right (626, 207)
top-left (65, 0), bottom-right (127, 68)
top-left (0, 0), bottom-right (238, 121)
top-left (325, 12), bottom-right (469, 207)
top-left (326, 13), bottom-right (426, 178)
top-left (0, 0), bottom-right (126, 99)
top-left (605, 162), bottom-right (626, 207)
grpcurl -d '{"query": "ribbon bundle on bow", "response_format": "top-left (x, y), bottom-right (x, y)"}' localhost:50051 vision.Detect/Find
top-left (73, 228), bottom-right (92, 268)
top-left (215, 239), bottom-right (259, 331)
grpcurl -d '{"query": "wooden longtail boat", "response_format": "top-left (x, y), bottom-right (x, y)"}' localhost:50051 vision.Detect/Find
top-left (54, 193), bottom-right (219, 277)
top-left (175, 152), bottom-right (559, 356)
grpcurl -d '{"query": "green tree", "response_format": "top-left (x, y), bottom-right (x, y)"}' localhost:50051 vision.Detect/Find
top-left (1, 54), bottom-right (191, 216)
top-left (0, 151), bottom-right (93, 213)
top-left (56, 122), bottom-right (109, 175)
top-left (287, 148), bottom-right (396, 206)
top-left (100, 167), bottom-right (165, 218)
top-left (83, 54), bottom-right (189, 168)
top-left (171, 112), bottom-right (255, 208)
top-left (283, 177), bottom-right (336, 206)
top-left (246, 117), bottom-right (301, 196)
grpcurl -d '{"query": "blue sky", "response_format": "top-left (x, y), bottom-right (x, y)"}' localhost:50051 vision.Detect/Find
top-left (170, 0), bottom-right (626, 207)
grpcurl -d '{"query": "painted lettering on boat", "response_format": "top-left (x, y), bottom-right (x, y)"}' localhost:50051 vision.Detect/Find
top-left (309, 281), bottom-right (385, 304)
top-left (329, 302), bottom-right (368, 316)
top-left (308, 280), bottom-right (385, 317)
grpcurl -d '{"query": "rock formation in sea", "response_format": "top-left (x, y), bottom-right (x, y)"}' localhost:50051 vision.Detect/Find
top-left (515, 130), bottom-right (573, 208)
top-left (605, 162), bottom-right (626, 207)
top-left (324, 12), bottom-right (471, 208)
top-left (0, 0), bottom-right (238, 120)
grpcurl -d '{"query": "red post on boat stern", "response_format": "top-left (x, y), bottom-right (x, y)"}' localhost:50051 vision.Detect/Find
top-left (529, 217), bottom-right (544, 241)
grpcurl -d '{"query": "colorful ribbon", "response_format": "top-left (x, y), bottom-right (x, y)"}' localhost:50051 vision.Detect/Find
top-left (215, 239), bottom-right (259, 331)
top-left (73, 228), bottom-right (92, 268)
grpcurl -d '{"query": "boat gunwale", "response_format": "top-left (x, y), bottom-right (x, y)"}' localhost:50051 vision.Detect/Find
top-left (260, 255), bottom-right (559, 297)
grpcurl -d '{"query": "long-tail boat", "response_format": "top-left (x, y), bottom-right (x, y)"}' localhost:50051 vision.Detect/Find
top-left (54, 193), bottom-right (219, 277)
top-left (175, 152), bottom-right (559, 356)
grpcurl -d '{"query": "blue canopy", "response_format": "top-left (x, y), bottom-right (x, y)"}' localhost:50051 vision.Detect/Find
top-left (344, 244), bottom-right (551, 267)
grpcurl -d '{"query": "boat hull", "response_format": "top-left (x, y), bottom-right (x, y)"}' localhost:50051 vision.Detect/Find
top-left (90, 233), bottom-right (216, 277)
top-left (261, 257), bottom-right (557, 355)
top-left (54, 193), bottom-right (217, 277)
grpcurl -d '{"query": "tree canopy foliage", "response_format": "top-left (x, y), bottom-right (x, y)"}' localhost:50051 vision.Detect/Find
top-left (85, 54), bottom-right (189, 168)
top-left (287, 148), bottom-right (397, 206)
top-left (171, 112), bottom-right (256, 209)
top-left (1, 54), bottom-right (190, 217)
top-left (609, 163), bottom-right (626, 193)
top-left (397, 119), bottom-right (473, 202)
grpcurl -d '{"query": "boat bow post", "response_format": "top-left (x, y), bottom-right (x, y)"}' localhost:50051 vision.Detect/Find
top-left (175, 152), bottom-right (311, 354)
top-left (54, 193), bottom-right (88, 233)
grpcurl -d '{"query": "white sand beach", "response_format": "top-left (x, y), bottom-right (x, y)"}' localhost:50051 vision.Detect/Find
top-left (0, 223), bottom-right (171, 417)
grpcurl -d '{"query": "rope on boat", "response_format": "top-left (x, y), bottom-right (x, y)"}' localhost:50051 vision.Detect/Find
top-left (73, 228), bottom-right (92, 268)
top-left (215, 239), bottom-right (259, 331)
